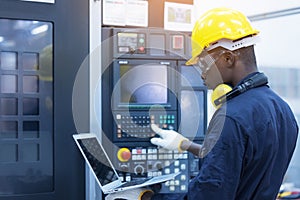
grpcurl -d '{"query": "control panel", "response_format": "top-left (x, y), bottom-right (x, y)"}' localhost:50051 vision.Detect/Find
top-left (117, 32), bottom-right (146, 54)
top-left (115, 146), bottom-right (189, 193)
top-left (113, 111), bottom-right (177, 141)
top-left (101, 27), bottom-right (207, 197)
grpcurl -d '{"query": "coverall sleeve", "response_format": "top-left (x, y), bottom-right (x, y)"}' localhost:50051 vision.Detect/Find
top-left (188, 116), bottom-right (245, 199)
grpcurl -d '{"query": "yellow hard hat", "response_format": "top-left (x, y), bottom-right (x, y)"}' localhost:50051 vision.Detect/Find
top-left (186, 7), bottom-right (259, 65)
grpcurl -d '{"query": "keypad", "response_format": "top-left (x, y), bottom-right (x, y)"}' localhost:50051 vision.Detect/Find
top-left (115, 113), bottom-right (176, 139)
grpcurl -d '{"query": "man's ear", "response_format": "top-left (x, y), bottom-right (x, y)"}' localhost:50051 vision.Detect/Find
top-left (223, 51), bottom-right (235, 67)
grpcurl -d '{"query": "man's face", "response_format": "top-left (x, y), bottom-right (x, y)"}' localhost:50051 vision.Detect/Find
top-left (196, 49), bottom-right (225, 90)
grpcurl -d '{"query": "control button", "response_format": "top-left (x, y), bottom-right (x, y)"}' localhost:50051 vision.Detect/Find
top-left (129, 47), bottom-right (135, 54)
top-left (181, 185), bottom-right (187, 191)
top-left (137, 149), bottom-right (142, 154)
top-left (169, 180), bottom-right (175, 185)
top-left (116, 114), bottom-right (121, 119)
top-left (117, 148), bottom-right (131, 162)
top-left (172, 35), bottom-right (184, 50)
top-left (139, 38), bottom-right (144, 43)
top-left (180, 164), bottom-right (186, 170)
top-left (120, 164), bottom-right (129, 172)
top-left (134, 165), bottom-right (144, 175)
top-left (165, 181), bottom-right (170, 186)
top-left (165, 168), bottom-right (170, 174)
top-left (132, 155), bottom-right (137, 160)
top-left (168, 125), bottom-right (174, 130)
top-left (180, 175), bottom-right (186, 181)
top-left (155, 162), bottom-right (163, 171)
top-left (164, 161), bottom-right (170, 166)
top-left (126, 176), bottom-right (131, 182)
top-left (136, 155), bottom-right (142, 160)
top-left (138, 46), bottom-right (145, 52)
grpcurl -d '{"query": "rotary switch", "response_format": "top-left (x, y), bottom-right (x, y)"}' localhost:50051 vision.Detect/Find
top-left (134, 165), bottom-right (145, 175)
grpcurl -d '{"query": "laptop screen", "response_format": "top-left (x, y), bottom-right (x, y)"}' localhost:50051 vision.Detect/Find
top-left (77, 137), bottom-right (119, 185)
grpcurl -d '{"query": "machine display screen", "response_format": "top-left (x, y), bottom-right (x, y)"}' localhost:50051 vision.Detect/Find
top-left (118, 33), bottom-right (137, 46)
top-left (180, 90), bottom-right (205, 138)
top-left (119, 64), bottom-right (168, 104)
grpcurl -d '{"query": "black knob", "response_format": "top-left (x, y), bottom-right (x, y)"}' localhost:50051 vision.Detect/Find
top-left (134, 165), bottom-right (144, 175)
top-left (156, 163), bottom-right (163, 171)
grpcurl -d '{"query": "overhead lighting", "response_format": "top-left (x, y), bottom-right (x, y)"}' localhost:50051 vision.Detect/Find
top-left (248, 7), bottom-right (300, 21)
top-left (31, 24), bottom-right (49, 35)
top-left (0, 36), bottom-right (4, 42)
top-left (21, 0), bottom-right (55, 4)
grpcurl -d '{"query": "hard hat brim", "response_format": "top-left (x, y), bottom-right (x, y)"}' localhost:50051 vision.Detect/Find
top-left (185, 55), bottom-right (199, 66)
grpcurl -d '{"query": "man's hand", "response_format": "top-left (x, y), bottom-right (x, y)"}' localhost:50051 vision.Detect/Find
top-left (105, 188), bottom-right (153, 200)
top-left (150, 124), bottom-right (189, 152)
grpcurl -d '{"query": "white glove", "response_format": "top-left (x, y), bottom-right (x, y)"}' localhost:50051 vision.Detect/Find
top-left (105, 188), bottom-right (153, 200)
top-left (150, 124), bottom-right (188, 152)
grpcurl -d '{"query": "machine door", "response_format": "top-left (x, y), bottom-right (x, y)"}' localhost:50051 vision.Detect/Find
top-left (0, 1), bottom-right (88, 200)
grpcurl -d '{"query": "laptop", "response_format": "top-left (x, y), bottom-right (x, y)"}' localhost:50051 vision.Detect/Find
top-left (73, 133), bottom-right (180, 194)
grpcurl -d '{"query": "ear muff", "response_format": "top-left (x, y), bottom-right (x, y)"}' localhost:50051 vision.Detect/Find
top-left (211, 84), bottom-right (233, 109)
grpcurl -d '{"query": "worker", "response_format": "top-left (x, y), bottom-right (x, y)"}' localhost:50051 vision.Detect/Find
top-left (106, 7), bottom-right (299, 200)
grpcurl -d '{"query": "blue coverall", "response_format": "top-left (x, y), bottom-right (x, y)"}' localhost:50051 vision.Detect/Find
top-left (188, 73), bottom-right (299, 200)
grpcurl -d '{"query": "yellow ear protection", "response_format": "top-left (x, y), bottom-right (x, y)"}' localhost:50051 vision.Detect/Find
top-left (211, 84), bottom-right (233, 109)
top-left (211, 72), bottom-right (268, 109)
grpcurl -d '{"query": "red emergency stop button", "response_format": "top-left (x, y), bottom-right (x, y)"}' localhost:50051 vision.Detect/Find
top-left (117, 148), bottom-right (131, 162)
top-left (138, 46), bottom-right (145, 53)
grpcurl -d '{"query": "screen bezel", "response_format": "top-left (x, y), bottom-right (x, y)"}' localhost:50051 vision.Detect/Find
top-left (112, 59), bottom-right (177, 110)
top-left (178, 61), bottom-right (208, 141)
